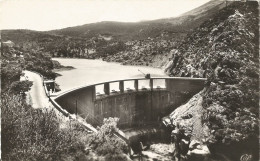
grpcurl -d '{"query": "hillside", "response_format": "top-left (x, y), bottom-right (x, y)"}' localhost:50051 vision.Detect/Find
top-left (165, 1), bottom-right (259, 160)
top-left (153, 0), bottom-right (231, 25)
top-left (1, 0), bottom-right (229, 63)
top-left (47, 0), bottom-right (229, 41)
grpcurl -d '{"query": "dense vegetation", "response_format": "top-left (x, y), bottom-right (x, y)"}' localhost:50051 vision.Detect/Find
top-left (103, 36), bottom-right (180, 67)
top-left (24, 51), bottom-right (57, 79)
top-left (2, 95), bottom-right (89, 160)
top-left (165, 1), bottom-right (259, 160)
top-left (1, 45), bottom-right (86, 160)
top-left (1, 47), bottom-right (22, 89)
top-left (2, 45), bottom-right (56, 80)
top-left (88, 118), bottom-right (129, 161)
top-left (1, 45), bottom-right (128, 160)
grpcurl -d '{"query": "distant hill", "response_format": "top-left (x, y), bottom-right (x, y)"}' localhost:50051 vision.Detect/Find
top-left (1, 0), bottom-right (231, 61)
top-left (46, 0), bottom-right (230, 41)
top-left (1, 0), bottom-right (229, 42)
top-left (152, 0), bottom-right (230, 24)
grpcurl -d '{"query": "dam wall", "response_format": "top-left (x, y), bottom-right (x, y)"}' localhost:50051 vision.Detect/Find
top-left (54, 77), bottom-right (206, 128)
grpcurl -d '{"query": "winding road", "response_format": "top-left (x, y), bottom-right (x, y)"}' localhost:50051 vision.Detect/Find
top-left (21, 70), bottom-right (97, 133)
top-left (22, 71), bottom-right (50, 108)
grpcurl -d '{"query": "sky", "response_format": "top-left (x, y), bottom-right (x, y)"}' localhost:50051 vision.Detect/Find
top-left (0, 0), bottom-right (210, 31)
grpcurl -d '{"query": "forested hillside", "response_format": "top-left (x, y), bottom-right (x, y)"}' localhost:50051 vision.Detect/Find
top-left (165, 1), bottom-right (259, 160)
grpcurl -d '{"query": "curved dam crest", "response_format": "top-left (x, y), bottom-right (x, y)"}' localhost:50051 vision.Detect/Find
top-left (53, 77), bottom-right (206, 129)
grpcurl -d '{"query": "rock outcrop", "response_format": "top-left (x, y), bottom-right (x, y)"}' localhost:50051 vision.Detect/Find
top-left (165, 91), bottom-right (211, 159)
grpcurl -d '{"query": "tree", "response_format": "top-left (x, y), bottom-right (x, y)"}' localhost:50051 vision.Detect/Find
top-left (9, 80), bottom-right (33, 95)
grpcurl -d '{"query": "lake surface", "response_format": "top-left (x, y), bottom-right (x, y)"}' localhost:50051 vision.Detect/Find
top-left (53, 58), bottom-right (168, 93)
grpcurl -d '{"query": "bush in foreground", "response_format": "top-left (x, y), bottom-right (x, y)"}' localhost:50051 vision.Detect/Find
top-left (88, 117), bottom-right (129, 161)
top-left (1, 94), bottom-right (88, 161)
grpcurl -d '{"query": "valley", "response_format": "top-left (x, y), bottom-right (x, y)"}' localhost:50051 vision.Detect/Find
top-left (1, 0), bottom-right (259, 161)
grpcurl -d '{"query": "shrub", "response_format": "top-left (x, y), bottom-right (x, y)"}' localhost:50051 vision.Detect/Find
top-left (9, 80), bottom-right (33, 95)
top-left (1, 94), bottom-right (88, 161)
top-left (88, 117), bottom-right (128, 158)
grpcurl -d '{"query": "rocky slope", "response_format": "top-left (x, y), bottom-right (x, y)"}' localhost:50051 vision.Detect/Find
top-left (103, 34), bottom-right (181, 67)
top-left (165, 1), bottom-right (259, 160)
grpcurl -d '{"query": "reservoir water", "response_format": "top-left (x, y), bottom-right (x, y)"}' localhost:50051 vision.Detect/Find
top-left (52, 58), bottom-right (168, 93)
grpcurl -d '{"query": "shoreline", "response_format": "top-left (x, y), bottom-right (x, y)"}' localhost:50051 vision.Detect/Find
top-left (52, 57), bottom-right (164, 70)
top-left (53, 66), bottom-right (75, 72)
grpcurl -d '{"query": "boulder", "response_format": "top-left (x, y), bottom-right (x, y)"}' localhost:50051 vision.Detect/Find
top-left (187, 139), bottom-right (211, 160)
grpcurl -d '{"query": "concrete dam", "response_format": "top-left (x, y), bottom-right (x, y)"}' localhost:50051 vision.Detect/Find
top-left (52, 77), bottom-right (206, 129)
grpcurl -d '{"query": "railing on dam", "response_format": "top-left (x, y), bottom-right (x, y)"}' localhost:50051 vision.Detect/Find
top-left (54, 77), bottom-right (206, 129)
top-left (95, 78), bottom-right (166, 99)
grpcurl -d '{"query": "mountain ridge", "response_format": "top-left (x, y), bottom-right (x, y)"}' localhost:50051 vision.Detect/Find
top-left (45, 0), bottom-right (229, 40)
top-left (1, 0), bottom-right (231, 61)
